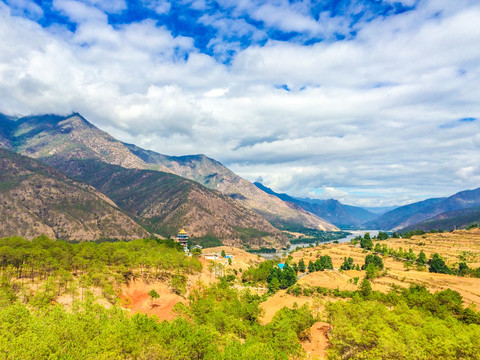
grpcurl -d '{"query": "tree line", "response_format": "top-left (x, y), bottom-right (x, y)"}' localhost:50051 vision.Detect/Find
top-left (0, 236), bottom-right (202, 304)
top-left (354, 232), bottom-right (480, 278)
top-left (0, 277), bottom-right (315, 359)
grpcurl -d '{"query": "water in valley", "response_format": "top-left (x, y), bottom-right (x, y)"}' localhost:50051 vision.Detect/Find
top-left (258, 230), bottom-right (380, 260)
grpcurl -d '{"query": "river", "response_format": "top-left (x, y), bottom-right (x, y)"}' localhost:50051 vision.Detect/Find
top-left (257, 230), bottom-right (380, 260)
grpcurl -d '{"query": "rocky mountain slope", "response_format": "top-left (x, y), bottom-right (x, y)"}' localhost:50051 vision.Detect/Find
top-left (1, 113), bottom-right (337, 231)
top-left (254, 182), bottom-right (377, 228)
top-left (128, 144), bottom-right (337, 230)
top-left (56, 159), bottom-right (288, 248)
top-left (0, 148), bottom-right (149, 240)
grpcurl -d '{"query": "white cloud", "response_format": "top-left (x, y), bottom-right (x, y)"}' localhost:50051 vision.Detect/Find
top-left (1, 1), bottom-right (480, 206)
top-left (143, 0), bottom-right (171, 15)
top-left (52, 0), bottom-right (108, 23)
top-left (82, 0), bottom-right (126, 13)
top-left (250, 4), bottom-right (322, 34)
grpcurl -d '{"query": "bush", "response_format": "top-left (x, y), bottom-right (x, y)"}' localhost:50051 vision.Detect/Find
top-left (429, 253), bottom-right (451, 274)
top-left (340, 257), bottom-right (355, 270)
top-left (363, 254), bottom-right (384, 270)
top-left (360, 234), bottom-right (374, 250)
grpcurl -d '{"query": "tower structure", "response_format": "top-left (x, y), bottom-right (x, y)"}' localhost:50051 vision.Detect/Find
top-left (176, 229), bottom-right (189, 252)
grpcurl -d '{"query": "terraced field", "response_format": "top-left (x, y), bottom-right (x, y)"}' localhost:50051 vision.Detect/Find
top-left (287, 229), bottom-right (480, 306)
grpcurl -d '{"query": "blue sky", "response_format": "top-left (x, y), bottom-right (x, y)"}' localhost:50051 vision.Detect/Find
top-left (1, 0), bottom-right (480, 206)
top-left (13, 1), bottom-right (416, 55)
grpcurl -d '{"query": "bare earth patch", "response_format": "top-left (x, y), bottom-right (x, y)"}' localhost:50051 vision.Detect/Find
top-left (301, 321), bottom-right (331, 360)
top-left (120, 279), bottom-right (186, 321)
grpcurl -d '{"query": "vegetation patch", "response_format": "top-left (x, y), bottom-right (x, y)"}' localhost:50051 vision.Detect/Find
top-left (189, 234), bottom-right (223, 248)
top-left (282, 225), bottom-right (350, 244)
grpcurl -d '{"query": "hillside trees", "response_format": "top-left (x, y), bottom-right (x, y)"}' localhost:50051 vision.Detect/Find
top-left (241, 260), bottom-right (276, 284)
top-left (360, 233), bottom-right (373, 250)
top-left (326, 295), bottom-right (480, 359)
top-left (363, 254), bottom-right (384, 270)
top-left (306, 255), bottom-right (333, 273)
top-left (0, 279), bottom-right (312, 359)
top-left (376, 231), bottom-right (390, 240)
top-left (0, 236), bottom-right (202, 304)
top-left (429, 253), bottom-right (451, 274)
top-left (418, 250), bottom-right (427, 266)
top-left (267, 265), bottom-right (297, 292)
top-left (340, 257), bottom-right (355, 270)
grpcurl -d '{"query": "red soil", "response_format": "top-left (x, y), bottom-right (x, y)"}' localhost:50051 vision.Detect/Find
top-left (301, 321), bottom-right (331, 360)
top-left (120, 279), bottom-right (186, 321)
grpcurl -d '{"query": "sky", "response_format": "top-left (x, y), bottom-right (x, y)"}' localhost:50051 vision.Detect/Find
top-left (1, 0), bottom-right (480, 207)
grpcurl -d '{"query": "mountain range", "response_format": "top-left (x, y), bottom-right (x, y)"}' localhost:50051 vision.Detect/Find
top-left (0, 112), bottom-right (340, 247)
top-left (2, 111), bottom-right (480, 240)
top-left (6, 113), bottom-right (336, 230)
top-left (253, 182), bottom-right (377, 228)
top-left (255, 181), bottom-right (480, 232)
top-left (371, 188), bottom-right (480, 231)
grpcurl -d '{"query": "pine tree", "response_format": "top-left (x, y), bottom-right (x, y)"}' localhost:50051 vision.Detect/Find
top-left (298, 259), bottom-right (306, 273)
top-left (148, 289), bottom-right (160, 306)
top-left (429, 253), bottom-right (451, 274)
top-left (418, 250), bottom-right (427, 266)
top-left (360, 278), bottom-right (372, 298)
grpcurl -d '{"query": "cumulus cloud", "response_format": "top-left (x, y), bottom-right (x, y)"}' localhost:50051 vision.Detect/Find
top-left (52, 0), bottom-right (108, 23)
top-left (1, 0), bottom-right (480, 206)
top-left (144, 0), bottom-right (171, 15)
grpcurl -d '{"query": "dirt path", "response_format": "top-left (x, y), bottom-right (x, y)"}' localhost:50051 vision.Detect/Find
top-left (301, 321), bottom-right (331, 360)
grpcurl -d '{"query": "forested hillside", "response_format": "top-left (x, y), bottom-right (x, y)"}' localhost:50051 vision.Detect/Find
top-left (0, 236), bottom-right (313, 359)
top-left (1, 231), bottom-right (480, 359)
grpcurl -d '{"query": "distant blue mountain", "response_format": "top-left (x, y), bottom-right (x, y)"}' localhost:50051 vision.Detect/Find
top-left (254, 182), bottom-right (378, 228)
top-left (365, 187), bottom-right (480, 230)
top-left (402, 207), bottom-right (480, 232)
top-left (364, 197), bottom-right (446, 230)
top-left (360, 206), bottom-right (399, 215)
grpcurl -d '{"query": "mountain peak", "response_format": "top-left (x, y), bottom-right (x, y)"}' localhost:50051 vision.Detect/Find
top-left (2, 113), bottom-right (340, 233)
